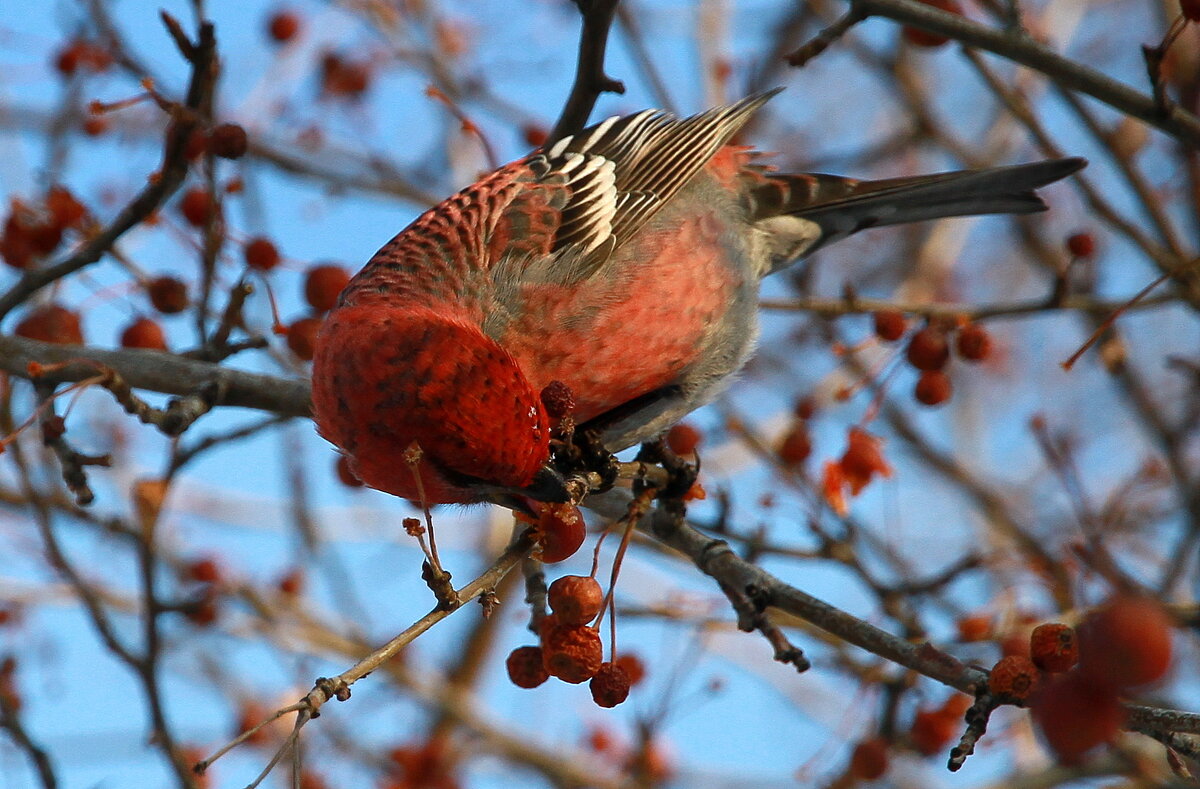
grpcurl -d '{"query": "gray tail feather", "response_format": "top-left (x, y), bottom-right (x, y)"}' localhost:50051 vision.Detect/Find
top-left (755, 157), bottom-right (1086, 254)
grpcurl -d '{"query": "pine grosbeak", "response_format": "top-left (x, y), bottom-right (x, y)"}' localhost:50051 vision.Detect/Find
top-left (312, 90), bottom-right (1083, 505)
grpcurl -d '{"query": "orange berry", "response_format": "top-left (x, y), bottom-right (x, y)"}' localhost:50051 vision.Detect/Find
top-left (536, 502), bottom-right (585, 563)
top-left (1066, 231), bottom-right (1096, 258)
top-left (210, 123), bottom-right (248, 159)
top-left (901, 0), bottom-right (962, 47)
top-left (909, 707), bottom-right (956, 756)
top-left (1030, 623), bottom-right (1078, 673)
top-left (849, 737), bottom-right (889, 780)
top-left (542, 624), bottom-right (603, 684)
top-left (506, 645), bottom-right (548, 689)
top-left (267, 10), bottom-right (302, 43)
top-left (547, 575), bottom-right (604, 627)
top-left (956, 614), bottom-right (991, 642)
top-left (613, 653), bottom-right (646, 686)
top-left (872, 309), bottom-right (906, 341)
top-left (955, 324), bottom-right (992, 362)
top-left (1031, 671), bottom-right (1124, 764)
top-left (666, 422), bottom-right (702, 455)
top-left (286, 317), bottom-right (322, 361)
top-left (82, 115), bottom-right (109, 137)
top-left (914, 370), bottom-right (952, 406)
top-left (244, 237), bottom-right (281, 271)
top-left (179, 187), bottom-right (215, 227)
top-left (906, 326), bottom-right (950, 370)
top-left (523, 124), bottom-right (549, 147)
top-left (147, 276), bottom-right (189, 314)
top-left (589, 662), bottom-right (631, 707)
top-left (1078, 596), bottom-right (1172, 688)
top-left (839, 427), bottom-right (891, 494)
top-left (304, 264), bottom-right (351, 312)
top-left (989, 655), bottom-right (1040, 701)
top-left (777, 422), bottom-right (812, 466)
top-left (15, 304), bottom-right (83, 345)
top-left (120, 317), bottom-right (168, 350)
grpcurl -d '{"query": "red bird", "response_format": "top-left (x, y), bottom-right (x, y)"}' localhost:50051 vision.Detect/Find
top-left (312, 90), bottom-right (1082, 505)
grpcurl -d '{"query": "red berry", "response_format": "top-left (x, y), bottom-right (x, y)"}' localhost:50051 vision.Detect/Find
top-left (989, 655), bottom-right (1040, 701)
top-left (335, 455), bottom-right (363, 488)
top-left (147, 276), bottom-right (189, 314)
top-left (286, 317), bottom-right (322, 361)
top-left (839, 427), bottom-right (891, 494)
top-left (849, 738), bottom-right (889, 780)
top-left (613, 653), bottom-right (646, 686)
top-left (909, 707), bottom-right (955, 756)
top-left (1078, 596), bottom-right (1172, 688)
top-left (1066, 232), bottom-right (1096, 258)
top-left (777, 422), bottom-right (812, 466)
top-left (793, 395), bottom-right (817, 420)
top-left (666, 423), bottom-right (702, 455)
top-left (320, 54), bottom-right (370, 98)
top-left (120, 317), bottom-right (168, 350)
top-left (54, 40), bottom-right (113, 76)
top-left (304, 264), bottom-right (351, 312)
top-left (914, 370), bottom-right (952, 406)
top-left (536, 502), bottom-right (586, 563)
top-left (15, 304), bottom-right (84, 345)
top-left (506, 645), bottom-right (549, 689)
top-left (873, 309), bottom-right (907, 341)
top-left (1030, 623), bottom-right (1079, 673)
top-left (901, 0), bottom-right (962, 47)
top-left (589, 662), bottom-right (631, 707)
top-left (548, 575), bottom-right (604, 627)
top-left (179, 187), bottom-right (215, 227)
top-left (542, 624), bottom-right (603, 684)
top-left (45, 186), bottom-right (86, 228)
top-left (82, 116), bottom-right (109, 137)
top-left (244, 237), bottom-right (281, 271)
top-left (1031, 671), bottom-right (1124, 764)
top-left (267, 10), bottom-right (302, 43)
top-left (277, 569), bottom-right (303, 596)
top-left (187, 557), bottom-right (221, 584)
top-left (539, 380), bottom-right (576, 420)
top-left (210, 123), bottom-right (248, 159)
top-left (523, 124), bottom-right (549, 147)
top-left (906, 327), bottom-right (950, 370)
top-left (955, 324), bottom-right (992, 362)
top-left (956, 614), bottom-right (991, 643)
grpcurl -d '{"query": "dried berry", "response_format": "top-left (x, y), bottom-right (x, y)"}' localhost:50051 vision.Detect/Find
top-left (179, 187), bottom-right (215, 227)
top-left (210, 123), bottom-right (248, 159)
top-left (989, 655), bottom-right (1040, 701)
top-left (542, 624), bottom-right (603, 684)
top-left (955, 614), bottom-right (991, 643)
top-left (548, 575), bottom-right (604, 627)
top-left (956, 324), bottom-right (992, 362)
top-left (304, 264), bottom-right (351, 312)
top-left (872, 309), bottom-right (906, 342)
top-left (666, 422), bottom-right (702, 455)
top-left (906, 326), bottom-right (950, 371)
top-left (506, 645), bottom-right (549, 689)
top-left (537, 502), bottom-right (586, 563)
top-left (909, 707), bottom-right (955, 756)
top-left (914, 370), bottom-right (952, 406)
top-left (849, 738), bottom-right (889, 780)
top-left (539, 380), bottom-right (576, 420)
top-left (1030, 623), bottom-right (1078, 673)
top-left (613, 653), bottom-right (645, 686)
top-left (120, 317), bottom-right (168, 350)
top-left (147, 276), bottom-right (189, 314)
top-left (589, 662), bottom-right (631, 707)
top-left (186, 557), bottom-right (221, 584)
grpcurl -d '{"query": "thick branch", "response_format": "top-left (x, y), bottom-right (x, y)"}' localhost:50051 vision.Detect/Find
top-left (550, 0), bottom-right (626, 142)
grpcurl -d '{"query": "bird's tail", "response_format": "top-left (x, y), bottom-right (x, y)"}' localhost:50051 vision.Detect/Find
top-left (748, 157), bottom-right (1085, 270)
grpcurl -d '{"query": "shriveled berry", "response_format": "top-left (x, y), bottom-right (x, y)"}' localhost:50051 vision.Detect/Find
top-left (873, 309), bottom-right (907, 341)
top-left (15, 304), bottom-right (84, 345)
top-left (537, 502), bottom-right (585, 563)
top-left (540, 380), bottom-right (576, 420)
top-left (267, 10), bottom-right (302, 42)
top-left (506, 645), bottom-right (549, 689)
top-left (548, 575), bottom-right (604, 627)
top-left (304, 264), bottom-right (351, 312)
top-left (244, 237), bottom-right (281, 271)
top-left (1030, 623), bottom-right (1078, 673)
top-left (589, 662), bottom-right (631, 707)
top-left (1078, 596), bottom-right (1172, 688)
top-left (906, 327), bottom-right (950, 370)
top-left (210, 123), bottom-right (248, 159)
top-left (147, 276), bottom-right (189, 314)
top-left (613, 653), bottom-right (645, 686)
top-left (286, 317), bottom-right (322, 361)
top-left (989, 655), bottom-right (1039, 701)
top-left (335, 455), bottom-right (363, 488)
top-left (914, 370), bottom-right (952, 406)
top-left (542, 624), bottom-right (603, 684)
top-left (120, 317), bottom-right (168, 350)
top-left (1031, 671), bottom-right (1124, 764)
top-left (179, 187), bottom-right (215, 227)
top-left (1066, 232), bottom-right (1096, 258)
top-left (956, 324), bottom-right (991, 362)
top-left (901, 0), bottom-right (962, 47)
top-left (777, 422), bottom-right (811, 466)
top-left (839, 427), bottom-right (891, 494)
top-left (666, 422), bottom-right (702, 455)
top-left (849, 737), bottom-right (889, 780)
